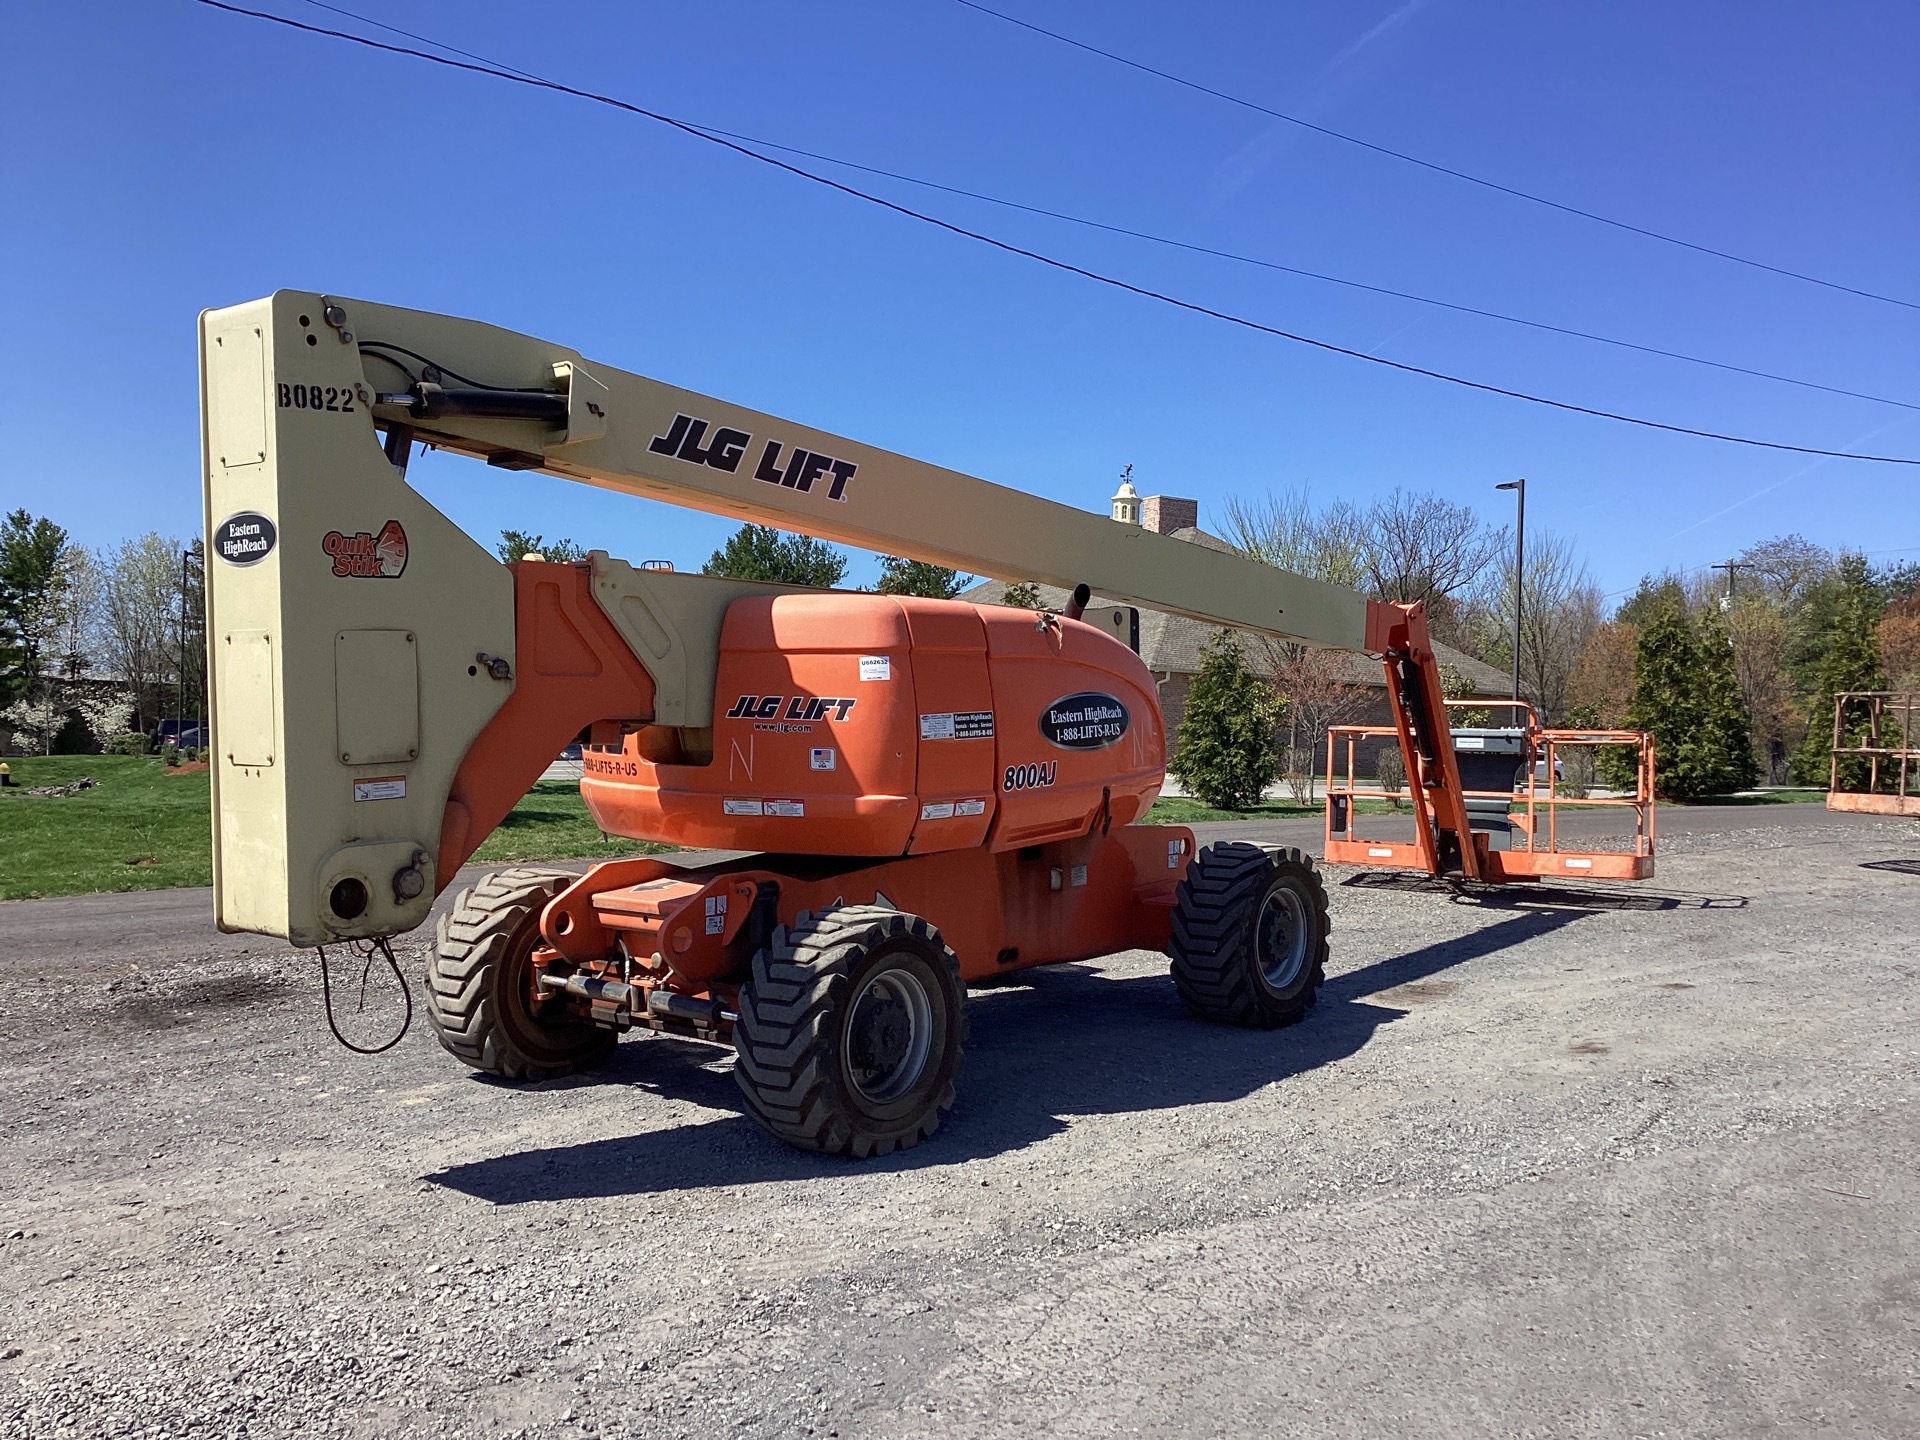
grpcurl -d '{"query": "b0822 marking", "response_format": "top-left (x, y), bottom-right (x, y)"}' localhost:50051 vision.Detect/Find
top-left (278, 382), bottom-right (355, 413)
top-left (1002, 761), bottom-right (1057, 792)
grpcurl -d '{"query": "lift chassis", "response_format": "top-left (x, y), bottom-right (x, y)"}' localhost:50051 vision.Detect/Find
top-left (200, 291), bottom-right (1650, 1155)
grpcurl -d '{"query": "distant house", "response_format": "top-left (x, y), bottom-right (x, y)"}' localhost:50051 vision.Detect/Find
top-left (961, 484), bottom-right (1509, 774)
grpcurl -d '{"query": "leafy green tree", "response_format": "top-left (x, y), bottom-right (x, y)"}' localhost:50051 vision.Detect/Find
top-left (875, 556), bottom-right (967, 599)
top-left (703, 524), bottom-right (847, 587)
top-left (0, 510), bottom-right (70, 707)
top-left (998, 580), bottom-right (1041, 609)
top-left (497, 530), bottom-right (587, 564)
top-left (1169, 630), bottom-right (1282, 810)
top-left (1792, 553), bottom-right (1890, 788)
top-left (1605, 599), bottom-right (1757, 800)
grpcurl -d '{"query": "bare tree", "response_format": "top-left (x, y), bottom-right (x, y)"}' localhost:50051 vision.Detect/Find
top-left (1488, 530), bottom-right (1600, 723)
top-left (1266, 644), bottom-right (1372, 803)
top-left (1568, 620), bottom-right (1637, 726)
top-left (1363, 488), bottom-right (1508, 606)
top-left (99, 533), bottom-right (186, 731)
top-left (1222, 488), bottom-right (1369, 589)
top-left (1726, 600), bottom-right (1794, 781)
top-left (1735, 534), bottom-right (1834, 608)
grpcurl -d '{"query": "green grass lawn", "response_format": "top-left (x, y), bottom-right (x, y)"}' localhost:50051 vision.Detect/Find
top-left (471, 780), bottom-right (666, 866)
top-left (1146, 793), bottom-right (1399, 824)
top-left (0, 757), bottom-right (661, 902)
top-left (1686, 788), bottom-right (1826, 806)
top-left (0, 755), bottom-right (215, 901)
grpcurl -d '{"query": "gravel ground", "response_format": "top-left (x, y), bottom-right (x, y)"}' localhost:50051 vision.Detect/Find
top-left (2, 808), bottom-right (1917, 1438)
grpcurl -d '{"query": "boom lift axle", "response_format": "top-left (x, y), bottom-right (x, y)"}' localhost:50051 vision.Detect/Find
top-left (200, 291), bottom-right (1652, 1156)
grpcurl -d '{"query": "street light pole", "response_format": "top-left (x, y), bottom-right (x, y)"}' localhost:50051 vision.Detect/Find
top-left (1496, 478), bottom-right (1525, 711)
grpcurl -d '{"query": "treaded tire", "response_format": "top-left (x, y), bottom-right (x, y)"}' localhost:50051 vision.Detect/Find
top-left (426, 867), bottom-right (616, 1082)
top-left (733, 905), bottom-right (966, 1158)
top-left (1170, 842), bottom-right (1330, 1027)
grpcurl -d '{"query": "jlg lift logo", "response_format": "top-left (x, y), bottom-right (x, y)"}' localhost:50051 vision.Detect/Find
top-left (322, 520), bottom-right (408, 579)
top-left (723, 695), bottom-right (859, 723)
top-left (648, 413), bottom-right (858, 502)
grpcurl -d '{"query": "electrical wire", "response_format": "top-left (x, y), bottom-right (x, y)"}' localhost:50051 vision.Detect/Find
top-left (293, 0), bottom-right (1912, 411)
top-left (949, 0), bottom-right (1920, 314)
top-left (355, 339), bottom-right (552, 392)
top-left (190, 0), bottom-right (1920, 467)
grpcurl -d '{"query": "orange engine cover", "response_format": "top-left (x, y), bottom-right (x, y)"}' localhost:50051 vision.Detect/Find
top-left (579, 593), bottom-right (1165, 856)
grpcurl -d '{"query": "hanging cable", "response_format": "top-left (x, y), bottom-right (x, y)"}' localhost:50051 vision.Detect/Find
top-left (317, 937), bottom-right (413, 1055)
top-left (190, 1), bottom-right (1920, 467)
top-left (289, 0), bottom-right (1912, 411)
top-left (949, 0), bottom-right (1920, 313)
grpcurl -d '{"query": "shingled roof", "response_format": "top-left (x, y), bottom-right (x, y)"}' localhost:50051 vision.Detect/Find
top-left (960, 525), bottom-right (1510, 695)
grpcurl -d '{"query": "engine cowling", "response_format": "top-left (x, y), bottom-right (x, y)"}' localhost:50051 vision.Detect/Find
top-left (579, 592), bottom-right (1165, 856)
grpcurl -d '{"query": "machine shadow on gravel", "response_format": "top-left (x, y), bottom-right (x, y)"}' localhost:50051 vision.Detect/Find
top-left (1338, 870), bottom-right (1749, 912)
top-left (429, 910), bottom-right (1574, 1203)
top-left (1861, 858), bottom-right (1920, 877)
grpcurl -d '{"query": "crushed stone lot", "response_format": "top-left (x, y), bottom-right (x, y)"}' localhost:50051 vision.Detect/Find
top-left (2, 808), bottom-right (1917, 1438)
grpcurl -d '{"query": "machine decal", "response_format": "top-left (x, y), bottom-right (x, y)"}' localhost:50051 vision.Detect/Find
top-left (1040, 692), bottom-right (1129, 750)
top-left (704, 894), bottom-right (727, 935)
top-left (764, 799), bottom-right (805, 817)
top-left (583, 753), bottom-right (639, 777)
top-left (723, 798), bottom-right (764, 816)
top-left (723, 694), bottom-right (857, 722)
top-left (352, 776), bottom-right (406, 802)
top-left (920, 801), bottom-right (956, 820)
top-left (647, 413), bottom-right (749, 473)
top-left (809, 747), bottom-right (836, 771)
top-left (1003, 762), bottom-right (1058, 792)
top-left (858, 655), bottom-right (892, 681)
top-left (955, 798), bottom-right (987, 816)
top-left (919, 711), bottom-right (994, 740)
top-left (645, 413), bottom-right (856, 501)
top-left (214, 512), bottom-right (276, 566)
top-left (752, 439), bottom-right (856, 502)
top-left (323, 520), bottom-right (408, 579)
top-left (276, 382), bottom-right (355, 414)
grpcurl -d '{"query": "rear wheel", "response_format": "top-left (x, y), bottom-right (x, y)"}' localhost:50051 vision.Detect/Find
top-left (426, 868), bottom-right (616, 1081)
top-left (1170, 843), bottom-right (1330, 1027)
top-left (733, 905), bottom-right (966, 1158)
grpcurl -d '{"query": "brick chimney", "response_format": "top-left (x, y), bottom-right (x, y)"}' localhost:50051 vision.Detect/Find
top-left (1140, 495), bottom-right (1197, 535)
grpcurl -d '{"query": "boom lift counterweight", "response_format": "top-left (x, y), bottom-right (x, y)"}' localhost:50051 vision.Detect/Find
top-left (200, 291), bottom-right (1651, 1156)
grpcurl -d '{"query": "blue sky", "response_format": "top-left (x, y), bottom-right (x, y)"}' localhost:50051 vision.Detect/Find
top-left (3, 1), bottom-right (1914, 602)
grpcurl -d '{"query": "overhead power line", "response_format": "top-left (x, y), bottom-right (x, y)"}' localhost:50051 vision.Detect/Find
top-left (191, 1), bottom-right (1920, 467)
top-left (950, 0), bottom-right (1920, 314)
top-left (296, 0), bottom-right (1913, 411)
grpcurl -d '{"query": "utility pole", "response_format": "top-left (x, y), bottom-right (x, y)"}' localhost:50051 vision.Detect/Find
top-left (1496, 478), bottom-right (1525, 709)
top-left (1711, 559), bottom-right (1745, 611)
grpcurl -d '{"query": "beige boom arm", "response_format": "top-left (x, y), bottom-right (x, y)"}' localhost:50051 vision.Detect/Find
top-left (337, 293), bottom-right (1369, 651)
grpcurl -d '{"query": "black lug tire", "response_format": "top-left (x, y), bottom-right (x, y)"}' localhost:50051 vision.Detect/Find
top-left (1170, 842), bottom-right (1331, 1028)
top-left (426, 867), bottom-right (616, 1082)
top-left (733, 905), bottom-right (966, 1158)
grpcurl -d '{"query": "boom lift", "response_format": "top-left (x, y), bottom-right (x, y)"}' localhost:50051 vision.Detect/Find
top-left (200, 291), bottom-right (1653, 1157)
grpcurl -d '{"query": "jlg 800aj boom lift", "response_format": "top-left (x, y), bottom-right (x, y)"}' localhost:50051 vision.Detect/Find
top-left (200, 292), bottom-right (1652, 1157)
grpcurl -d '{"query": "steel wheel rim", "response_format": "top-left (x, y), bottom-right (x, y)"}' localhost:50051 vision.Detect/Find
top-left (845, 964), bottom-right (935, 1105)
top-left (1255, 885), bottom-right (1309, 994)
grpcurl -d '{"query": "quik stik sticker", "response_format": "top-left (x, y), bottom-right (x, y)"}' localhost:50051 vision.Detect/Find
top-left (324, 520), bottom-right (408, 578)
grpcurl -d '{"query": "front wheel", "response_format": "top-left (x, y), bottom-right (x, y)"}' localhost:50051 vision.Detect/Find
top-left (1170, 843), bottom-right (1330, 1027)
top-left (733, 906), bottom-right (966, 1158)
top-left (425, 868), bottom-right (616, 1082)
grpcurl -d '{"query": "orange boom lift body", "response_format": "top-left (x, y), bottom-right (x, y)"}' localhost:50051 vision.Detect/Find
top-left (200, 292), bottom-right (1653, 1157)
